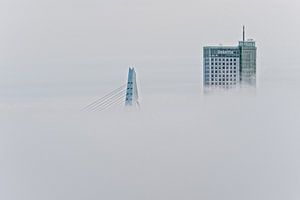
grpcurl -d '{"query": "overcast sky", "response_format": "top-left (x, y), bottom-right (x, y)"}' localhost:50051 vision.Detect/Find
top-left (0, 0), bottom-right (300, 99)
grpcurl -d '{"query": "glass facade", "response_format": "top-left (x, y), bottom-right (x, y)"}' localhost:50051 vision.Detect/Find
top-left (239, 40), bottom-right (257, 86)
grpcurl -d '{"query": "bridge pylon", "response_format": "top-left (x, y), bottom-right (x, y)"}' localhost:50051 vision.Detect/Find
top-left (83, 67), bottom-right (140, 112)
top-left (125, 67), bottom-right (139, 107)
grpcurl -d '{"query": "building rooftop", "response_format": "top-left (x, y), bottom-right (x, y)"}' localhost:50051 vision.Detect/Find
top-left (203, 45), bottom-right (239, 49)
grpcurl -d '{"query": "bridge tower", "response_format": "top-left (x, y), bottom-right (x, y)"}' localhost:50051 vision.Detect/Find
top-left (125, 67), bottom-right (139, 107)
top-left (83, 67), bottom-right (140, 112)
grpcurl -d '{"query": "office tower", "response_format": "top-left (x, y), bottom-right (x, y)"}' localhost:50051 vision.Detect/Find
top-left (203, 47), bottom-right (240, 88)
top-left (203, 27), bottom-right (257, 90)
top-left (239, 26), bottom-right (257, 85)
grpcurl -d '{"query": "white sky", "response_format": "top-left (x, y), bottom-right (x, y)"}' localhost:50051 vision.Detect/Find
top-left (0, 0), bottom-right (300, 98)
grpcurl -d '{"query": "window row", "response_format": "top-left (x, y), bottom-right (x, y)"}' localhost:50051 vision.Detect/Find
top-left (211, 82), bottom-right (237, 85)
top-left (205, 74), bottom-right (237, 78)
top-left (211, 62), bottom-right (237, 65)
top-left (210, 78), bottom-right (237, 81)
top-left (211, 58), bottom-right (237, 61)
top-left (209, 70), bottom-right (237, 73)
top-left (211, 74), bottom-right (237, 77)
top-left (208, 66), bottom-right (237, 69)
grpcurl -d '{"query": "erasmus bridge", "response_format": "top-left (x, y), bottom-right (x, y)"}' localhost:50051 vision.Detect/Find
top-left (83, 68), bottom-right (139, 112)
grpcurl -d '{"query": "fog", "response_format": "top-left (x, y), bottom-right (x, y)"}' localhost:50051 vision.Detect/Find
top-left (1, 67), bottom-right (300, 200)
top-left (1, 0), bottom-right (300, 199)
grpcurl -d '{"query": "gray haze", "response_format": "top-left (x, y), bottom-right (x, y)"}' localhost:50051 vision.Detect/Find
top-left (1, 0), bottom-right (300, 200)
top-left (1, 0), bottom-right (300, 98)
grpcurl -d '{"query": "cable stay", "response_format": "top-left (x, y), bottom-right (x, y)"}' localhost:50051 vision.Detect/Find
top-left (92, 94), bottom-right (125, 112)
top-left (83, 84), bottom-right (126, 111)
top-left (88, 91), bottom-right (125, 111)
top-left (86, 89), bottom-right (125, 111)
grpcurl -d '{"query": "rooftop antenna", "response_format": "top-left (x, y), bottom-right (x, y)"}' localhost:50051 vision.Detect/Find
top-left (243, 25), bottom-right (245, 42)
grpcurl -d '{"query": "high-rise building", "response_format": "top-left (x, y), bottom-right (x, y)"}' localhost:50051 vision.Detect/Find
top-left (239, 26), bottom-right (257, 86)
top-left (203, 46), bottom-right (240, 88)
top-left (203, 27), bottom-right (257, 90)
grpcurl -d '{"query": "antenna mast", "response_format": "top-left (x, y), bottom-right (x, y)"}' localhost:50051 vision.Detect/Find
top-left (243, 26), bottom-right (245, 42)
